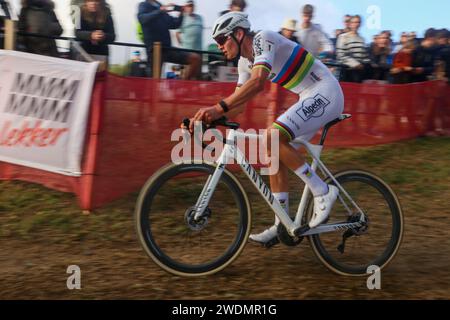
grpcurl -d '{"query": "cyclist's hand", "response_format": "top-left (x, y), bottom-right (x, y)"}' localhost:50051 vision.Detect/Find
top-left (180, 118), bottom-right (194, 132)
top-left (189, 106), bottom-right (224, 132)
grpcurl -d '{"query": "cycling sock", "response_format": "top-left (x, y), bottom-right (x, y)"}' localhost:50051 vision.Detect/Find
top-left (294, 163), bottom-right (329, 197)
top-left (273, 192), bottom-right (289, 226)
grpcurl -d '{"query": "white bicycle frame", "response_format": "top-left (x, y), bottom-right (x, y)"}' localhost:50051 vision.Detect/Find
top-left (192, 128), bottom-right (367, 237)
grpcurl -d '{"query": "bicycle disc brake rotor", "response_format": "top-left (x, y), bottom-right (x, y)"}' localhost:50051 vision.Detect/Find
top-left (184, 207), bottom-right (212, 231)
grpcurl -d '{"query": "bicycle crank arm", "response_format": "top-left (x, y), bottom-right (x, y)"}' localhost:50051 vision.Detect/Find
top-left (295, 221), bottom-right (364, 237)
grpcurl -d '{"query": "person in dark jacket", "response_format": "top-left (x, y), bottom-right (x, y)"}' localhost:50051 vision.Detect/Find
top-left (411, 28), bottom-right (439, 83)
top-left (137, 0), bottom-right (201, 79)
top-left (75, 0), bottom-right (115, 61)
top-left (18, 0), bottom-right (63, 57)
top-left (369, 32), bottom-right (392, 81)
top-left (129, 50), bottom-right (148, 77)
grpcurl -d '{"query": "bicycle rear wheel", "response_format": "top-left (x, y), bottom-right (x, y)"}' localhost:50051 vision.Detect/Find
top-left (307, 170), bottom-right (404, 276)
top-left (135, 163), bottom-right (251, 277)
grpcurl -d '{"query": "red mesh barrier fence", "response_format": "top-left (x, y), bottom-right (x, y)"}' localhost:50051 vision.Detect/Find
top-left (1, 73), bottom-right (449, 209)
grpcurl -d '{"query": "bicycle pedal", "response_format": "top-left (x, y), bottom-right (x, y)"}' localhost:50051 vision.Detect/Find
top-left (263, 237), bottom-right (280, 248)
top-left (249, 236), bottom-right (280, 249)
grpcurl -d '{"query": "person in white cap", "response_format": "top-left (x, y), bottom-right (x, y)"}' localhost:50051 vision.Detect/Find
top-left (183, 12), bottom-right (344, 248)
top-left (279, 18), bottom-right (299, 44)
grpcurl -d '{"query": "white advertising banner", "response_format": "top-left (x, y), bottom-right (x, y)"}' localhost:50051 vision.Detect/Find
top-left (0, 50), bottom-right (99, 176)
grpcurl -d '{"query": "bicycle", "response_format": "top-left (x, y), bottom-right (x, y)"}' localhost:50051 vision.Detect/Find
top-left (135, 114), bottom-right (404, 277)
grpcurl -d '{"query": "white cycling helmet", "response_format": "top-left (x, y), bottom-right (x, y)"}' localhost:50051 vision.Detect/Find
top-left (212, 12), bottom-right (251, 40)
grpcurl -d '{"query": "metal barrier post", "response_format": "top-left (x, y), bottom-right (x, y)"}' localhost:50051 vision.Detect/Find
top-left (4, 19), bottom-right (16, 50)
top-left (153, 42), bottom-right (162, 79)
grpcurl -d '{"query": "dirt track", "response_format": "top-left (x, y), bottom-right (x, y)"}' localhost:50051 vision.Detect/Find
top-left (1, 139), bottom-right (449, 300)
top-left (1, 184), bottom-right (449, 300)
top-left (0, 212), bottom-right (449, 300)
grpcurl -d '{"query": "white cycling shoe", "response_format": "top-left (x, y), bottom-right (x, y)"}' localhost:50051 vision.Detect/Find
top-left (249, 225), bottom-right (280, 248)
top-left (309, 185), bottom-right (339, 228)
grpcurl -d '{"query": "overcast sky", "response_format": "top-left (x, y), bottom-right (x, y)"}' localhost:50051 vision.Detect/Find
top-left (5, 0), bottom-right (450, 64)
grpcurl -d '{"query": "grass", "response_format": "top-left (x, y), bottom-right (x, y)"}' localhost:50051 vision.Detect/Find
top-left (0, 137), bottom-right (449, 242)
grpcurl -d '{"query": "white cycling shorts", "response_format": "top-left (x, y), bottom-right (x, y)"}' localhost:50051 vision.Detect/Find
top-left (273, 78), bottom-right (344, 142)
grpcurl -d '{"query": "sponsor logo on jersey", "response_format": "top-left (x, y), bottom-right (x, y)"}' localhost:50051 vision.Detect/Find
top-left (310, 72), bottom-right (322, 82)
top-left (265, 40), bottom-right (275, 52)
top-left (296, 94), bottom-right (331, 121)
top-left (254, 34), bottom-right (263, 56)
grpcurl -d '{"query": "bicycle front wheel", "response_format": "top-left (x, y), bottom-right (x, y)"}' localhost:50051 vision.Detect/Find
top-left (135, 163), bottom-right (251, 277)
top-left (307, 170), bottom-right (404, 276)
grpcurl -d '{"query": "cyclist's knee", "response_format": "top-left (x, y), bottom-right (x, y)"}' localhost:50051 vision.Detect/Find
top-left (265, 126), bottom-right (289, 156)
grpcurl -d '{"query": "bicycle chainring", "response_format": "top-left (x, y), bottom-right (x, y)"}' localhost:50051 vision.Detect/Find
top-left (277, 223), bottom-right (304, 247)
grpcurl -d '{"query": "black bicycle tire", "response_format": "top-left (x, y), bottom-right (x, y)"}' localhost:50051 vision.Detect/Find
top-left (308, 170), bottom-right (404, 276)
top-left (135, 162), bottom-right (252, 277)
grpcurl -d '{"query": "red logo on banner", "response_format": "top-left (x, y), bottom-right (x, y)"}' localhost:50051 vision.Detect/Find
top-left (0, 120), bottom-right (68, 147)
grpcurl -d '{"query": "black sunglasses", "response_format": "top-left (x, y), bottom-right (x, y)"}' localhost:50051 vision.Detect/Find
top-left (214, 34), bottom-right (231, 46)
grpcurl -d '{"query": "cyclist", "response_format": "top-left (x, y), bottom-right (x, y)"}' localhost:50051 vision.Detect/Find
top-left (185, 12), bottom-right (344, 248)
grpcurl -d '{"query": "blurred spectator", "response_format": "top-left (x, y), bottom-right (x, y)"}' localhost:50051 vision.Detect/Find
top-left (436, 29), bottom-right (449, 53)
top-left (138, 0), bottom-right (201, 79)
top-left (409, 31), bottom-right (420, 47)
top-left (332, 29), bottom-right (344, 48)
top-left (75, 0), bottom-right (115, 63)
top-left (382, 30), bottom-right (394, 49)
top-left (436, 29), bottom-right (450, 83)
top-left (71, 0), bottom-right (110, 26)
top-left (369, 32), bottom-right (392, 81)
top-left (336, 15), bottom-right (371, 83)
top-left (411, 28), bottom-right (438, 82)
top-left (342, 14), bottom-right (351, 33)
top-left (297, 4), bottom-right (333, 57)
top-left (391, 39), bottom-right (415, 84)
top-left (18, 0), bottom-right (62, 57)
top-left (71, 0), bottom-right (110, 9)
top-left (176, 0), bottom-right (203, 51)
top-left (370, 34), bottom-right (378, 48)
top-left (279, 18), bottom-right (299, 43)
top-left (129, 50), bottom-right (148, 77)
top-left (220, 0), bottom-right (246, 15)
top-left (230, 0), bottom-right (246, 12)
top-left (393, 32), bottom-right (409, 54)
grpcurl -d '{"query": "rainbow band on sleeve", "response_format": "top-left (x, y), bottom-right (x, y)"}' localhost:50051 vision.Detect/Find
top-left (253, 62), bottom-right (272, 73)
top-left (272, 45), bottom-right (315, 90)
top-left (273, 121), bottom-right (295, 141)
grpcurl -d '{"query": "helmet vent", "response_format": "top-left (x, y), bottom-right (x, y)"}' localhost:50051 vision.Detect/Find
top-left (219, 17), bottom-right (233, 31)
